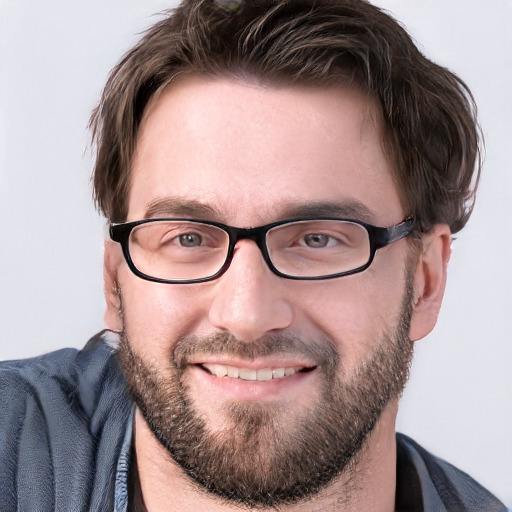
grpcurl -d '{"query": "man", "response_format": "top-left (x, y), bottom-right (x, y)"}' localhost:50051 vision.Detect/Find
top-left (0, 1), bottom-right (508, 510)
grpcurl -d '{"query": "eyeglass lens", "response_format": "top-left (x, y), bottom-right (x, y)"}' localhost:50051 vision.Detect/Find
top-left (267, 220), bottom-right (370, 277)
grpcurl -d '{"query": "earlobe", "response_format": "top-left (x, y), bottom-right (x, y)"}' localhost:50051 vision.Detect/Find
top-left (104, 240), bottom-right (123, 332)
top-left (409, 224), bottom-right (452, 342)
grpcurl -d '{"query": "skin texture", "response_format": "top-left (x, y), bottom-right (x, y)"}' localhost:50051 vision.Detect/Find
top-left (104, 76), bottom-right (451, 511)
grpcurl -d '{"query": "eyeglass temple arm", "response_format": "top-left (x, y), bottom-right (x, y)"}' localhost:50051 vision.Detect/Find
top-left (375, 218), bottom-right (416, 248)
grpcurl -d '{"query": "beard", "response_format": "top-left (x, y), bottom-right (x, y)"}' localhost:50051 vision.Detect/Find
top-left (117, 283), bottom-right (414, 508)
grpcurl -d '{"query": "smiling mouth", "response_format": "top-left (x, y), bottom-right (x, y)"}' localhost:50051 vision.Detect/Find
top-left (200, 363), bottom-right (316, 382)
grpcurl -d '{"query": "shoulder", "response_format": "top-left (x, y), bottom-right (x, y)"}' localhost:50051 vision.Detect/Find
top-left (1, 330), bottom-right (126, 415)
top-left (396, 433), bottom-right (508, 512)
top-left (0, 331), bottom-right (133, 510)
top-left (1, 330), bottom-right (131, 421)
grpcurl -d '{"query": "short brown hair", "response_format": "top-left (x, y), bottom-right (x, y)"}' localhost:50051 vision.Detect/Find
top-left (90, 0), bottom-right (481, 233)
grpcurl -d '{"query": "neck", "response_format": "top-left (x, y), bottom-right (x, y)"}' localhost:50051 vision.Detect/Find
top-left (133, 401), bottom-right (398, 512)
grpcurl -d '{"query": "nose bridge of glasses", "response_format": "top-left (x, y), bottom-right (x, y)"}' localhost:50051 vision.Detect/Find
top-left (228, 225), bottom-right (269, 256)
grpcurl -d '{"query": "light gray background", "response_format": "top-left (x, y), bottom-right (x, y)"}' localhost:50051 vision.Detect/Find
top-left (1, 0), bottom-right (511, 506)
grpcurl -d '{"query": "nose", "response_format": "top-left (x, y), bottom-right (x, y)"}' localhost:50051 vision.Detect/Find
top-left (208, 239), bottom-right (294, 341)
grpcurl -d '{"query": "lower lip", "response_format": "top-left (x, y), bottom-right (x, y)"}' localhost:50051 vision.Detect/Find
top-left (188, 364), bottom-right (318, 401)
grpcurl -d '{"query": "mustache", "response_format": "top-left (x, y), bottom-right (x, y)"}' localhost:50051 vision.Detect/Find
top-left (172, 332), bottom-right (339, 371)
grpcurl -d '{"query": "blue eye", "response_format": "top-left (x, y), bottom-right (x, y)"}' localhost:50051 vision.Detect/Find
top-left (304, 234), bottom-right (330, 248)
top-left (179, 233), bottom-right (202, 247)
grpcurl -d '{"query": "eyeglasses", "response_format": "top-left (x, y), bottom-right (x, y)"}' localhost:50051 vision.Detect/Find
top-left (109, 217), bottom-right (415, 284)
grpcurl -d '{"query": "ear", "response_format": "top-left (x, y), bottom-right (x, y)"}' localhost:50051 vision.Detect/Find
top-left (409, 223), bottom-right (452, 342)
top-left (104, 239), bottom-right (123, 332)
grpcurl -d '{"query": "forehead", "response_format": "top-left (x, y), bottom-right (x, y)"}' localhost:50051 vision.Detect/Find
top-left (129, 76), bottom-right (403, 225)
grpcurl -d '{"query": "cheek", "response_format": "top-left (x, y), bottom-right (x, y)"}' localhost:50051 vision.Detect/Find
top-left (119, 267), bottom-right (208, 362)
top-left (301, 260), bottom-right (407, 372)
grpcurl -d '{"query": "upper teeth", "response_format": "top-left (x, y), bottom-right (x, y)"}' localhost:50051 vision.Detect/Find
top-left (202, 363), bottom-right (301, 381)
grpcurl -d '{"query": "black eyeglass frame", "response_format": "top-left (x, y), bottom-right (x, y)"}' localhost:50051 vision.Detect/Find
top-left (109, 217), bottom-right (415, 284)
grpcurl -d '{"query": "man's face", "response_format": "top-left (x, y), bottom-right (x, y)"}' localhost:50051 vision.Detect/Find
top-left (107, 77), bottom-right (415, 505)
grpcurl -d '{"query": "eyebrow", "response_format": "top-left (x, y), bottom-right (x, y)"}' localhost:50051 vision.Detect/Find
top-left (144, 197), bottom-right (223, 220)
top-left (277, 200), bottom-right (378, 224)
top-left (144, 197), bottom-right (378, 225)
